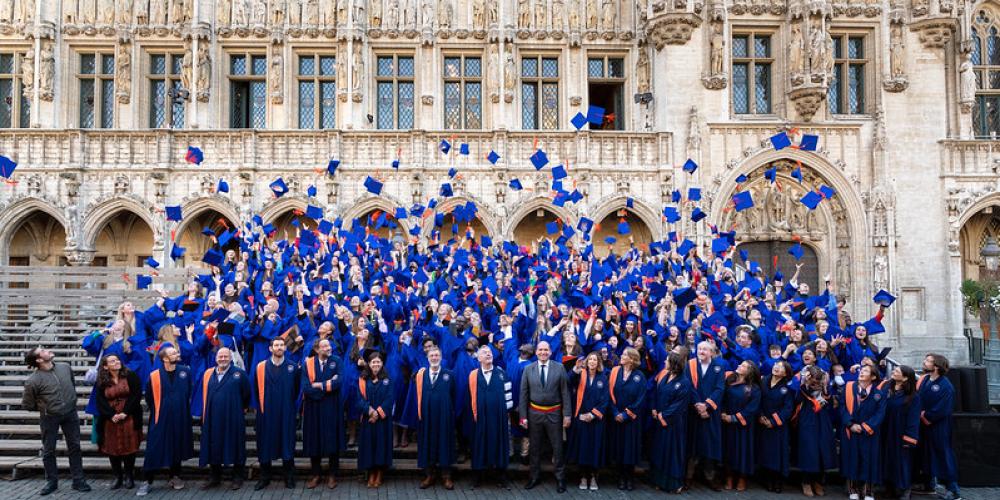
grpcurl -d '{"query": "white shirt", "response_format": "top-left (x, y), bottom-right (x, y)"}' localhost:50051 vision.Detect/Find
top-left (429, 367), bottom-right (440, 384)
top-left (482, 368), bottom-right (493, 385)
top-left (215, 365), bottom-right (230, 382)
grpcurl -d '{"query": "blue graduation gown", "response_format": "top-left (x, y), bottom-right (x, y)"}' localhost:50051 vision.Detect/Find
top-left (882, 390), bottom-right (922, 491)
top-left (301, 355), bottom-right (345, 457)
top-left (721, 382), bottom-right (760, 475)
top-left (839, 381), bottom-right (887, 483)
top-left (82, 333), bottom-right (152, 415)
top-left (756, 377), bottom-right (795, 476)
top-left (355, 376), bottom-right (395, 469)
top-left (650, 371), bottom-right (691, 487)
top-left (793, 388), bottom-right (836, 472)
top-left (567, 371), bottom-right (609, 468)
top-left (916, 375), bottom-right (958, 483)
top-left (143, 366), bottom-right (195, 470)
top-left (687, 358), bottom-right (726, 461)
top-left (606, 366), bottom-right (646, 466)
top-left (252, 359), bottom-right (300, 462)
top-left (199, 366), bottom-right (251, 467)
top-left (415, 368), bottom-right (457, 469)
top-left (469, 367), bottom-right (511, 470)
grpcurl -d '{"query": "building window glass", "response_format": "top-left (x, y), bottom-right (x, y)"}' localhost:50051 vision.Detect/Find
top-left (0, 52), bottom-right (30, 128)
top-left (443, 55), bottom-right (482, 130)
top-left (79, 52), bottom-right (115, 128)
top-left (376, 54), bottom-right (415, 130)
top-left (522, 55), bottom-right (559, 130)
top-left (229, 53), bottom-right (267, 128)
top-left (732, 33), bottom-right (772, 115)
top-left (149, 53), bottom-right (186, 128)
top-left (587, 55), bottom-right (625, 130)
top-left (297, 54), bottom-right (337, 129)
top-left (828, 34), bottom-right (866, 115)
top-left (973, 10), bottom-right (1000, 138)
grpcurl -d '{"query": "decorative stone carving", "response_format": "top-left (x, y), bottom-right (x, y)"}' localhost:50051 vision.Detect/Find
top-left (196, 42), bottom-right (211, 102)
top-left (518, 0), bottom-right (530, 29)
top-left (586, 0), bottom-right (597, 30)
top-left (703, 20), bottom-right (726, 89)
top-left (487, 43), bottom-right (499, 103)
top-left (503, 44), bottom-right (515, 103)
top-left (116, 41), bottom-right (132, 104)
top-left (873, 249), bottom-right (888, 291)
top-left (437, 0), bottom-right (451, 29)
top-left (369, 0), bottom-right (382, 27)
top-left (636, 46), bottom-right (651, 94)
top-left (354, 0), bottom-right (367, 29)
top-left (486, 0), bottom-right (497, 26)
top-left (884, 23), bottom-right (908, 92)
top-left (269, 45), bottom-right (284, 104)
top-left (351, 42), bottom-right (364, 101)
top-left (601, 0), bottom-right (615, 32)
top-left (788, 85), bottom-right (827, 122)
top-left (180, 44), bottom-right (193, 90)
top-left (113, 174), bottom-right (130, 195)
top-left (568, 0), bottom-right (580, 31)
top-left (910, 17), bottom-right (956, 49)
top-left (385, 0), bottom-right (398, 29)
top-left (686, 105), bottom-right (701, 160)
top-left (646, 12), bottom-right (701, 49)
top-left (20, 49), bottom-right (33, 100)
top-left (788, 22), bottom-right (804, 84)
top-left (960, 53), bottom-right (976, 114)
top-left (535, 0), bottom-right (547, 31)
top-left (38, 39), bottom-right (53, 101)
top-left (552, 0), bottom-right (565, 32)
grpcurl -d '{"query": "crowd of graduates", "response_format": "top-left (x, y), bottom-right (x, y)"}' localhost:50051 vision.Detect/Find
top-left (72, 200), bottom-right (964, 500)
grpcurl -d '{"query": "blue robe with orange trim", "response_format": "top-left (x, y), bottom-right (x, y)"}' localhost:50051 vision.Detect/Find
top-left (469, 367), bottom-right (511, 470)
top-left (793, 387), bottom-right (836, 472)
top-left (721, 381), bottom-right (761, 475)
top-left (606, 367), bottom-right (646, 466)
top-left (143, 366), bottom-right (195, 470)
top-left (252, 359), bottom-right (300, 463)
top-left (881, 389), bottom-right (921, 491)
top-left (839, 381), bottom-right (887, 483)
top-left (199, 366), bottom-right (251, 467)
top-left (916, 375), bottom-right (958, 483)
top-left (650, 372), bottom-right (692, 487)
top-left (566, 371), bottom-right (609, 468)
top-left (355, 376), bottom-right (395, 470)
top-left (301, 355), bottom-right (345, 457)
top-left (415, 367), bottom-right (457, 469)
top-left (686, 357), bottom-right (726, 461)
top-left (756, 376), bottom-right (795, 476)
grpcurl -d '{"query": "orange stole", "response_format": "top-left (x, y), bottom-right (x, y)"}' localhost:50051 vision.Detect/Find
top-left (201, 368), bottom-right (213, 422)
top-left (415, 368), bottom-right (426, 420)
top-left (149, 370), bottom-right (162, 424)
top-left (256, 362), bottom-right (266, 413)
top-left (305, 356), bottom-right (316, 384)
top-left (688, 359), bottom-right (699, 388)
top-left (574, 372), bottom-right (588, 417)
top-left (468, 371), bottom-right (479, 422)
top-left (608, 366), bottom-right (621, 405)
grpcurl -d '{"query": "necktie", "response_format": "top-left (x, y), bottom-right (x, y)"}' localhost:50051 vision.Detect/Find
top-left (430, 371), bottom-right (437, 385)
top-left (540, 364), bottom-right (547, 387)
top-left (860, 387), bottom-right (868, 399)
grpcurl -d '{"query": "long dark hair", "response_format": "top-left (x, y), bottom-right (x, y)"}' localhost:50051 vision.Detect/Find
top-left (892, 365), bottom-right (917, 405)
top-left (665, 352), bottom-right (684, 378)
top-left (771, 360), bottom-right (794, 387)
top-left (727, 362), bottom-right (761, 387)
top-left (96, 354), bottom-right (132, 388)
top-left (361, 351), bottom-right (388, 381)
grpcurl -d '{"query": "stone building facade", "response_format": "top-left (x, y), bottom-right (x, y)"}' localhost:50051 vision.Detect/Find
top-left (0, 0), bottom-right (994, 363)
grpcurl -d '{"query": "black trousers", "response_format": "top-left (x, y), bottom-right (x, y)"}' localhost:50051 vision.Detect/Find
top-left (40, 411), bottom-right (85, 484)
top-left (528, 410), bottom-right (565, 482)
top-left (260, 459), bottom-right (294, 479)
top-left (108, 455), bottom-right (136, 477)
top-left (210, 463), bottom-right (245, 480)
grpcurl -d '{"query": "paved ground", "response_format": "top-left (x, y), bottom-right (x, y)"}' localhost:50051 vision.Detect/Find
top-left (3, 475), bottom-right (998, 500)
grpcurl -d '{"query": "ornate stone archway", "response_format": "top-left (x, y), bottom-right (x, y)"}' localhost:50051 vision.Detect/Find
top-left (503, 196), bottom-right (578, 241)
top-left (587, 195), bottom-right (665, 241)
top-left (0, 197), bottom-right (70, 265)
top-left (419, 195), bottom-right (500, 239)
top-left (80, 196), bottom-right (160, 252)
top-left (340, 194), bottom-right (414, 236)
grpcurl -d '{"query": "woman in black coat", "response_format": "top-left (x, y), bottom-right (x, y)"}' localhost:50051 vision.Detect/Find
top-left (94, 354), bottom-right (144, 489)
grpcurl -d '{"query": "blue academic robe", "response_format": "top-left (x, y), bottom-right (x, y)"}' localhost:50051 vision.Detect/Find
top-left (143, 366), bottom-right (195, 470)
top-left (606, 366), bottom-right (646, 466)
top-left (355, 376), bottom-right (395, 470)
top-left (881, 389), bottom-right (921, 491)
top-left (916, 375), bottom-right (958, 483)
top-left (721, 381), bottom-right (761, 476)
top-left (756, 377), bottom-right (795, 476)
top-left (469, 367), bottom-right (512, 470)
top-left (301, 355), bottom-right (345, 457)
top-left (839, 381), bottom-right (887, 483)
top-left (793, 388), bottom-right (837, 472)
top-left (649, 371), bottom-right (691, 488)
top-left (252, 359), bottom-right (300, 463)
top-left (198, 366), bottom-right (251, 467)
top-left (687, 357), bottom-right (726, 461)
top-left (567, 371), bottom-right (609, 468)
top-left (415, 367), bottom-right (457, 469)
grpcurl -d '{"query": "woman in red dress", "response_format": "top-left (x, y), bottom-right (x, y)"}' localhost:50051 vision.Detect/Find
top-left (95, 354), bottom-right (143, 489)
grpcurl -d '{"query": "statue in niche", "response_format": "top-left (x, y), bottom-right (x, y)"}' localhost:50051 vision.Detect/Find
top-left (305, 0), bottom-right (319, 24)
top-left (709, 22), bottom-right (724, 75)
top-left (486, 0), bottom-right (497, 26)
top-left (288, 0), bottom-right (300, 24)
top-left (20, 49), bottom-right (33, 97)
top-left (386, 0), bottom-right (397, 28)
top-left (116, 42), bottom-right (131, 103)
top-left (889, 24), bottom-right (905, 78)
top-left (636, 48), bottom-right (650, 94)
top-left (635, 0), bottom-right (646, 22)
top-left (351, 43), bottom-right (363, 91)
top-left (823, 30), bottom-right (834, 76)
top-left (98, 0), bottom-right (116, 24)
top-left (767, 188), bottom-right (790, 231)
top-left (271, 0), bottom-right (286, 25)
top-left (180, 45), bottom-right (193, 90)
top-left (873, 251), bottom-right (888, 291)
top-left (568, 0), bottom-right (579, 30)
top-left (535, 0), bottom-right (546, 30)
top-left (586, 0), bottom-right (597, 29)
top-left (503, 46), bottom-right (515, 92)
top-left (135, 0), bottom-right (148, 24)
top-left (370, 0), bottom-right (381, 27)
top-left (420, 0), bottom-right (432, 27)
top-left (436, 0), bottom-right (451, 29)
top-left (837, 253), bottom-right (851, 292)
top-left (20, 0), bottom-right (36, 24)
top-left (337, 0), bottom-right (348, 25)
top-left (961, 54), bottom-right (976, 110)
top-left (233, 0), bottom-right (248, 24)
top-left (487, 43), bottom-right (499, 97)
top-left (218, 0), bottom-right (232, 25)
top-left (808, 18), bottom-right (824, 73)
top-left (518, 0), bottom-right (530, 28)
top-left (789, 23), bottom-right (803, 75)
top-left (551, 0), bottom-right (565, 30)
top-left (38, 40), bottom-right (53, 98)
top-left (600, 0), bottom-right (613, 31)
top-left (169, 0), bottom-right (183, 24)
top-left (336, 44), bottom-right (347, 91)
top-left (253, 0), bottom-right (267, 24)
top-left (81, 0), bottom-right (96, 24)
top-left (269, 50), bottom-right (283, 100)
top-left (196, 43), bottom-right (211, 99)
top-left (151, 0), bottom-right (167, 24)
top-left (472, 0), bottom-right (484, 30)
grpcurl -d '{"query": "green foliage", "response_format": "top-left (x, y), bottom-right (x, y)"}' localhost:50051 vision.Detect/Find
top-left (961, 278), bottom-right (1000, 316)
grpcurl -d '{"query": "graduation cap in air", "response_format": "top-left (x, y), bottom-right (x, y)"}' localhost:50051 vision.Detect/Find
top-left (509, 178), bottom-right (523, 191)
top-left (440, 183), bottom-right (454, 197)
top-left (819, 185), bottom-right (836, 199)
top-left (663, 206), bottom-right (681, 223)
top-left (682, 159), bottom-right (698, 174)
top-left (673, 286), bottom-right (697, 309)
top-left (788, 242), bottom-right (804, 261)
top-left (873, 289), bottom-right (896, 308)
top-left (269, 178), bottom-right (289, 197)
top-left (799, 134), bottom-right (819, 152)
top-left (691, 207), bottom-right (707, 222)
top-left (306, 205), bottom-right (324, 220)
top-left (165, 205), bottom-right (183, 222)
top-left (577, 217), bottom-right (594, 234)
top-left (201, 226), bottom-right (216, 237)
top-left (688, 187), bottom-right (702, 201)
top-left (448, 167), bottom-right (458, 178)
top-left (459, 143), bottom-right (470, 155)
top-left (487, 150), bottom-right (500, 164)
top-left (545, 221), bottom-right (559, 234)
top-left (202, 248), bottom-right (224, 267)
top-left (307, 185), bottom-right (317, 197)
top-left (0, 155), bottom-right (16, 179)
top-left (571, 112), bottom-right (588, 130)
top-left (733, 191), bottom-right (754, 212)
top-left (736, 173), bottom-right (748, 183)
top-left (439, 139), bottom-right (452, 154)
top-left (552, 164), bottom-right (567, 180)
top-left (327, 159), bottom-right (340, 176)
top-left (136, 275), bottom-right (152, 290)
top-left (169, 244), bottom-right (186, 261)
top-left (395, 207), bottom-right (408, 220)
top-left (145, 257), bottom-right (160, 269)
top-left (764, 167), bottom-right (777, 183)
top-left (677, 239), bottom-right (695, 256)
top-left (587, 105), bottom-right (605, 125)
top-left (617, 220), bottom-right (630, 234)
top-left (217, 179), bottom-right (229, 193)
top-left (185, 146), bottom-right (204, 165)
top-left (711, 237), bottom-right (730, 256)
top-left (800, 190), bottom-right (822, 210)
top-left (364, 176), bottom-right (383, 195)
top-left (770, 131), bottom-right (792, 150)
top-left (791, 166), bottom-right (803, 183)
top-left (318, 219), bottom-right (334, 235)
top-left (530, 149), bottom-right (549, 170)
top-left (604, 236), bottom-right (617, 245)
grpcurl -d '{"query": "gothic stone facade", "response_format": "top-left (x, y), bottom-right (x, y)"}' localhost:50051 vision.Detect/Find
top-left (0, 0), bottom-right (994, 364)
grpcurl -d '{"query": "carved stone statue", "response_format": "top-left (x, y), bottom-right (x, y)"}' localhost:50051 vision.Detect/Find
top-left (218, 0), bottom-right (232, 25)
top-left (709, 22), bottom-right (724, 76)
top-left (636, 47), bottom-right (650, 94)
top-left (270, 0), bottom-right (285, 25)
top-left (337, 0), bottom-right (348, 25)
top-left (873, 251), bottom-right (888, 291)
top-left (503, 46), bottom-right (515, 92)
top-left (151, 0), bottom-right (167, 24)
top-left (20, 49), bottom-right (33, 98)
top-left (269, 50), bottom-right (283, 101)
top-left (823, 31), bottom-right (834, 77)
top-left (472, 0), bottom-right (484, 30)
top-left (196, 43), bottom-right (211, 100)
top-left (386, 0), bottom-right (398, 28)
top-left (420, 0), bottom-right (432, 27)
top-left (889, 24), bottom-right (905, 78)
top-left (370, 0), bottom-right (381, 27)
top-left (253, 0), bottom-right (267, 24)
top-left (961, 55), bottom-right (977, 110)
top-left (486, 0), bottom-right (497, 26)
top-left (486, 43), bottom-right (499, 95)
top-left (304, 0), bottom-right (319, 24)
top-left (351, 43), bottom-right (363, 91)
top-left (789, 23), bottom-right (803, 75)
top-left (518, 0), bottom-right (530, 28)
top-left (568, 0), bottom-right (579, 30)
top-left (600, 0), bottom-right (613, 31)
top-left (38, 40), bottom-right (53, 97)
top-left (535, 0), bottom-right (546, 30)
top-left (551, 0), bottom-right (565, 31)
top-left (232, 0), bottom-right (248, 24)
top-left (586, 0), bottom-right (597, 29)
top-left (116, 42), bottom-right (132, 104)
top-left (98, 0), bottom-right (115, 24)
top-left (354, 0), bottom-right (367, 27)
top-left (180, 45), bottom-right (193, 90)
top-left (808, 18), bottom-right (824, 73)
top-left (336, 44), bottom-right (347, 91)
top-left (437, 0), bottom-right (451, 29)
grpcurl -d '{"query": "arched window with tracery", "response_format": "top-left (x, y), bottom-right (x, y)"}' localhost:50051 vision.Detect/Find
top-left (972, 9), bottom-right (1000, 138)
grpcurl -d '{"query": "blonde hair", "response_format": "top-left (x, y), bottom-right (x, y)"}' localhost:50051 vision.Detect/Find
top-left (621, 347), bottom-right (641, 368)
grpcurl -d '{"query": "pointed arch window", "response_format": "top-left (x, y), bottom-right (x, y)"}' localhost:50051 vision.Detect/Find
top-left (972, 9), bottom-right (1000, 138)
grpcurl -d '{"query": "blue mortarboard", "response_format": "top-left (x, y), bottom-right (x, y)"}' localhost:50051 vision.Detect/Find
top-left (459, 143), bottom-right (470, 155)
top-left (170, 244), bottom-right (186, 261)
top-left (428, 199), bottom-right (438, 209)
top-left (202, 248), bottom-right (224, 267)
top-left (395, 207), bottom-right (407, 220)
top-left (262, 223), bottom-right (275, 235)
top-left (145, 257), bottom-right (160, 268)
top-left (448, 167), bottom-right (458, 178)
top-left (672, 190), bottom-right (681, 203)
top-left (764, 167), bottom-right (777, 183)
top-left (552, 164), bottom-right (567, 180)
top-left (788, 243), bottom-right (804, 261)
top-left (269, 178), bottom-right (288, 197)
top-left (487, 150), bottom-right (500, 164)
top-left (165, 205), bottom-right (182, 222)
top-left (819, 185), bottom-right (836, 199)
top-left (604, 236), bottom-right (617, 245)
top-left (626, 197), bottom-right (634, 208)
top-left (711, 237), bottom-right (729, 255)
top-left (862, 319), bottom-right (887, 335)
top-left (571, 112), bottom-right (588, 130)
top-left (481, 235), bottom-right (493, 248)
top-left (736, 174), bottom-right (748, 183)
top-left (682, 159), bottom-right (698, 174)
top-left (770, 131), bottom-right (792, 150)
top-left (673, 287), bottom-right (697, 309)
top-left (509, 178), bottom-right (523, 190)
top-left (663, 206), bottom-right (680, 223)
top-left (800, 191), bottom-right (822, 210)
top-left (252, 214), bottom-right (263, 227)
top-left (691, 207), bottom-right (707, 222)
top-left (201, 226), bottom-right (216, 237)
top-left (792, 166), bottom-right (803, 183)
top-left (587, 105), bottom-right (605, 125)
top-left (408, 225), bottom-right (421, 236)
top-left (873, 290), bottom-right (896, 307)
top-left (185, 146), bottom-right (204, 165)
top-left (577, 217), bottom-right (594, 233)
top-left (0, 155), bottom-right (15, 178)
top-left (545, 221), bottom-right (559, 235)
top-left (217, 230), bottom-right (234, 247)
top-left (733, 191), bottom-right (754, 211)
top-left (364, 176), bottom-right (383, 195)
top-left (739, 249), bottom-right (749, 262)
top-left (440, 183), bottom-right (453, 197)
top-left (439, 139), bottom-right (452, 154)
top-left (217, 179), bottom-right (229, 193)
top-left (677, 239), bottom-right (695, 256)
top-left (530, 149), bottom-right (549, 170)
top-left (617, 221), bottom-right (630, 234)
top-left (306, 205), bottom-right (324, 219)
top-left (327, 159), bottom-right (340, 176)
top-left (568, 190), bottom-right (584, 203)
top-left (318, 219), bottom-right (334, 235)
top-left (136, 275), bottom-right (152, 290)
top-left (307, 185), bottom-right (317, 197)
top-left (799, 134), bottom-right (819, 151)
top-left (562, 225), bottom-right (576, 238)
top-left (688, 187), bottom-right (701, 201)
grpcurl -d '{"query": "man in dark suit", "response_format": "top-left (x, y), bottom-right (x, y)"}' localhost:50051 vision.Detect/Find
top-left (519, 341), bottom-right (571, 493)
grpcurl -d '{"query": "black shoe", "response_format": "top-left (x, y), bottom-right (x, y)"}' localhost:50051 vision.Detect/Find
top-left (618, 478), bottom-right (627, 490)
top-left (285, 475), bottom-right (296, 489)
top-left (525, 478), bottom-right (541, 490)
top-left (254, 479), bottom-right (270, 491)
top-left (557, 481), bottom-right (567, 493)
top-left (125, 474), bottom-right (135, 489)
top-left (626, 479), bottom-right (634, 491)
top-left (111, 476), bottom-right (124, 490)
top-left (39, 482), bottom-right (57, 496)
top-left (72, 481), bottom-right (92, 492)
top-left (231, 478), bottom-right (243, 490)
